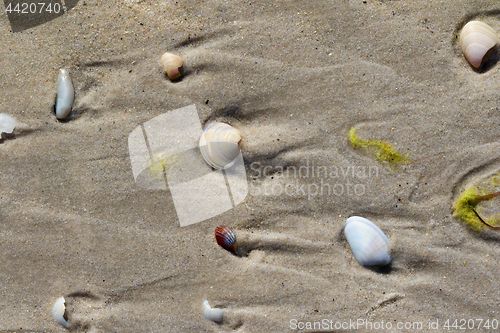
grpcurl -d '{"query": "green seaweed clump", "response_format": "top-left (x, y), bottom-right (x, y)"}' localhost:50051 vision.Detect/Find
top-left (348, 127), bottom-right (410, 166)
top-left (453, 186), bottom-right (485, 231)
top-left (453, 185), bottom-right (500, 231)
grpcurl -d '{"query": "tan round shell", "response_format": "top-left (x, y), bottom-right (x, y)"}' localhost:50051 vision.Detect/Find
top-left (160, 52), bottom-right (184, 79)
top-left (199, 122), bottom-right (241, 169)
top-left (460, 21), bottom-right (499, 68)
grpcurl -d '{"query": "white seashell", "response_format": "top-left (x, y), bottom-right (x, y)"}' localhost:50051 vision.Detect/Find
top-left (159, 52), bottom-right (184, 80)
top-left (52, 296), bottom-right (69, 328)
top-left (203, 300), bottom-right (224, 323)
top-left (56, 69), bottom-right (74, 119)
top-left (344, 216), bottom-right (391, 267)
top-left (460, 21), bottom-right (499, 68)
top-left (0, 113), bottom-right (17, 139)
top-left (199, 122), bottom-right (241, 169)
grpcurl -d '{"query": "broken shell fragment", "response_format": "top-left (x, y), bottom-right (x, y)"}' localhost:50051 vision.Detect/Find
top-left (0, 113), bottom-right (17, 139)
top-left (460, 21), bottom-right (499, 68)
top-left (344, 216), bottom-right (391, 267)
top-left (160, 52), bottom-right (184, 80)
top-left (56, 69), bottom-right (74, 119)
top-left (203, 300), bottom-right (224, 323)
top-left (52, 296), bottom-right (69, 328)
top-left (199, 122), bottom-right (241, 169)
top-left (215, 226), bottom-right (237, 254)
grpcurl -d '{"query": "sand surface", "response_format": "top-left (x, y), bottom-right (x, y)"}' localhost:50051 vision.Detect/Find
top-left (1, 0), bottom-right (500, 332)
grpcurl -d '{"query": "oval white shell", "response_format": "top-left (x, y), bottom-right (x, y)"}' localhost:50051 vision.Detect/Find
top-left (56, 69), bottom-right (74, 119)
top-left (344, 216), bottom-right (391, 267)
top-left (52, 296), bottom-right (69, 328)
top-left (199, 122), bottom-right (241, 169)
top-left (0, 113), bottom-right (17, 139)
top-left (160, 52), bottom-right (184, 80)
top-left (203, 300), bottom-right (224, 323)
top-left (460, 21), bottom-right (499, 68)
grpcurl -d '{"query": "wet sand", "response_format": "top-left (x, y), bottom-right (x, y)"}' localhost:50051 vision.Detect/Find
top-left (1, 0), bottom-right (500, 332)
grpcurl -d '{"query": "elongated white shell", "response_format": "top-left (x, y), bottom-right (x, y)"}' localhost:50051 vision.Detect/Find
top-left (0, 113), bottom-right (16, 139)
top-left (160, 52), bottom-right (184, 80)
top-left (203, 300), bottom-right (224, 323)
top-left (199, 122), bottom-right (241, 169)
top-left (52, 296), bottom-right (69, 328)
top-left (56, 69), bottom-right (74, 119)
top-left (460, 21), bottom-right (499, 68)
top-left (344, 216), bottom-right (391, 267)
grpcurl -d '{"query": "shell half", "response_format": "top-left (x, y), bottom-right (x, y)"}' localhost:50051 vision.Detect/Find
top-left (52, 296), bottom-right (70, 328)
top-left (0, 113), bottom-right (16, 139)
top-left (460, 21), bottom-right (499, 68)
top-left (56, 69), bottom-right (74, 119)
top-left (160, 52), bottom-right (184, 80)
top-left (203, 300), bottom-right (224, 323)
top-left (215, 226), bottom-right (237, 254)
top-left (199, 122), bottom-right (241, 169)
top-left (344, 216), bottom-right (391, 267)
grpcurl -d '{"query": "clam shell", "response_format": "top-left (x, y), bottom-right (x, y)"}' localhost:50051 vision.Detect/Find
top-left (199, 122), bottom-right (241, 169)
top-left (160, 52), bottom-right (184, 80)
top-left (344, 216), bottom-right (391, 267)
top-left (460, 21), bottom-right (499, 68)
top-left (56, 69), bottom-right (74, 119)
top-left (215, 226), bottom-right (237, 253)
top-left (52, 296), bottom-right (69, 328)
top-left (0, 113), bottom-right (16, 139)
top-left (203, 300), bottom-right (224, 323)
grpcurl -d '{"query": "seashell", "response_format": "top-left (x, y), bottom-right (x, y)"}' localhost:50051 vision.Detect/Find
top-left (199, 122), bottom-right (241, 169)
top-left (0, 113), bottom-right (17, 139)
top-left (344, 216), bottom-right (391, 267)
top-left (202, 300), bottom-right (224, 323)
top-left (56, 69), bottom-right (74, 119)
top-left (460, 21), bottom-right (499, 68)
top-left (215, 226), bottom-right (237, 254)
top-left (160, 52), bottom-right (184, 80)
top-left (52, 296), bottom-right (70, 328)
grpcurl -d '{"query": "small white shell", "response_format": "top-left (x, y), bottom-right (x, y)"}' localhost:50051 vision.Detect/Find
top-left (56, 69), bottom-right (74, 119)
top-left (0, 113), bottom-right (17, 139)
top-left (199, 122), bottom-right (241, 169)
top-left (344, 216), bottom-right (391, 267)
top-left (203, 300), bottom-right (224, 323)
top-left (159, 52), bottom-right (184, 80)
top-left (460, 21), bottom-right (499, 68)
top-left (52, 296), bottom-right (69, 328)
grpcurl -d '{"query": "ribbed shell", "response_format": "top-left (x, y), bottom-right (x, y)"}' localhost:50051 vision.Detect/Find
top-left (199, 122), bottom-right (241, 169)
top-left (215, 226), bottom-right (237, 253)
top-left (460, 21), bottom-right (499, 68)
top-left (344, 216), bottom-right (391, 267)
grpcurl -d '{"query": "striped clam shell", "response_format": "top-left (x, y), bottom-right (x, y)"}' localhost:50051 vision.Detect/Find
top-left (344, 216), bottom-right (391, 267)
top-left (215, 226), bottom-right (237, 254)
top-left (460, 21), bottom-right (499, 68)
top-left (199, 122), bottom-right (241, 169)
